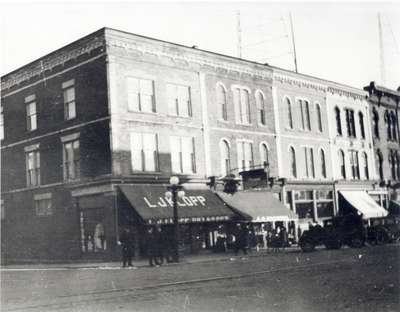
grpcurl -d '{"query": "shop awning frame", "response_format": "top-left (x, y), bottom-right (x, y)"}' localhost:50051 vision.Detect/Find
top-left (339, 190), bottom-right (388, 220)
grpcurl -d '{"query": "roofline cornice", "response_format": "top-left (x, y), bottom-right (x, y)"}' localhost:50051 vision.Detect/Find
top-left (272, 71), bottom-right (327, 92)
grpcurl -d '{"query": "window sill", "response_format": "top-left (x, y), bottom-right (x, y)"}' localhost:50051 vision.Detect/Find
top-left (127, 110), bottom-right (158, 116)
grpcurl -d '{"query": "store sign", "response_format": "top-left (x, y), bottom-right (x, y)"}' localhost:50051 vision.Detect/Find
top-left (143, 195), bottom-right (207, 208)
top-left (147, 215), bottom-right (230, 224)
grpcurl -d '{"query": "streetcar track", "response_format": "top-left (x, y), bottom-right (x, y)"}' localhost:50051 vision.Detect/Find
top-left (3, 257), bottom-right (358, 312)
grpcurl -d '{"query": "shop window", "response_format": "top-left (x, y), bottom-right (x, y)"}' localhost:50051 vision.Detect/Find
top-left (359, 112), bottom-right (365, 139)
top-left (130, 132), bottom-right (159, 172)
top-left (80, 209), bottom-right (107, 253)
top-left (316, 190), bottom-right (333, 200)
top-left (167, 83), bottom-right (192, 117)
top-left (289, 146), bottom-right (297, 178)
top-left (295, 202), bottom-right (314, 219)
top-left (237, 140), bottom-right (254, 171)
top-left (127, 77), bottom-right (156, 113)
top-left (25, 95), bottom-right (37, 131)
top-left (296, 190), bottom-right (313, 201)
top-left (217, 83), bottom-right (227, 121)
top-left (34, 194), bottom-right (52, 216)
top-left (335, 107), bottom-right (342, 136)
top-left (170, 136), bottom-right (196, 173)
top-left (316, 202), bottom-right (334, 218)
top-left (220, 139), bottom-right (231, 176)
top-left (316, 103), bottom-right (323, 132)
top-left (25, 145), bottom-right (40, 187)
top-left (233, 87), bottom-right (251, 125)
top-left (63, 79), bottom-right (76, 120)
top-left (372, 108), bottom-right (379, 139)
top-left (255, 90), bottom-right (266, 126)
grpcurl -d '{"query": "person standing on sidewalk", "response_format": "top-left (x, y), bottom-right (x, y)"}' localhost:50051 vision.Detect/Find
top-left (234, 224), bottom-right (249, 256)
top-left (146, 226), bottom-right (162, 267)
top-left (119, 227), bottom-right (135, 268)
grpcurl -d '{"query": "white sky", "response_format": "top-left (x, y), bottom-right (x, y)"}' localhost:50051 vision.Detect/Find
top-left (1, 1), bottom-right (399, 90)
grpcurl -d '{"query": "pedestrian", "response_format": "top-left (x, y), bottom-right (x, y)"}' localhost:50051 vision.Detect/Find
top-left (146, 226), bottom-right (162, 267)
top-left (234, 224), bottom-right (248, 256)
top-left (279, 226), bottom-right (289, 251)
top-left (155, 226), bottom-right (164, 265)
top-left (118, 227), bottom-right (135, 268)
top-left (162, 226), bottom-right (175, 263)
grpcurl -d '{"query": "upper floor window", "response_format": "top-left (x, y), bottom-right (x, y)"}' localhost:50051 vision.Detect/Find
top-left (345, 109), bottom-right (356, 138)
top-left (170, 136), bottom-right (196, 173)
top-left (220, 140), bottom-right (231, 176)
top-left (358, 112), bottom-right (365, 139)
top-left (376, 150), bottom-right (384, 180)
top-left (0, 105), bottom-right (4, 140)
top-left (316, 103), bottom-right (323, 132)
top-left (289, 146), bottom-right (297, 178)
top-left (362, 152), bottom-right (369, 180)
top-left (63, 138), bottom-right (80, 181)
top-left (127, 77), bottom-right (156, 113)
top-left (233, 87), bottom-right (251, 125)
top-left (298, 99), bottom-right (311, 131)
top-left (260, 143), bottom-right (269, 167)
top-left (335, 107), bottom-right (342, 136)
top-left (286, 97), bottom-right (293, 129)
top-left (255, 91), bottom-right (266, 126)
top-left (304, 147), bottom-right (315, 178)
top-left (385, 111), bottom-right (391, 141)
top-left (217, 84), bottom-right (228, 121)
top-left (349, 150), bottom-right (360, 180)
top-left (130, 132), bottom-right (159, 172)
top-left (237, 140), bottom-right (253, 171)
top-left (338, 149), bottom-right (346, 179)
top-left (63, 79), bottom-right (76, 120)
top-left (25, 95), bottom-right (37, 131)
top-left (167, 83), bottom-right (192, 117)
top-left (34, 193), bottom-right (52, 216)
top-left (372, 108), bottom-right (380, 139)
top-left (320, 149), bottom-right (327, 178)
top-left (25, 145), bottom-right (40, 187)
top-left (389, 150), bottom-right (397, 180)
top-left (390, 111), bottom-right (397, 141)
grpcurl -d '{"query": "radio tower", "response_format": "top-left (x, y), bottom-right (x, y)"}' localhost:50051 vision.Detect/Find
top-left (378, 12), bottom-right (386, 86)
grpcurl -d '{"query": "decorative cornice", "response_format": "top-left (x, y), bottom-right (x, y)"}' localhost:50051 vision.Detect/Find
top-left (327, 86), bottom-right (367, 101)
top-left (272, 72), bottom-right (327, 92)
top-left (106, 37), bottom-right (273, 81)
top-left (1, 35), bottom-right (105, 91)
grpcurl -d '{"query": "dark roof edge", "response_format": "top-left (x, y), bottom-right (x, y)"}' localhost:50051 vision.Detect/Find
top-left (364, 81), bottom-right (400, 98)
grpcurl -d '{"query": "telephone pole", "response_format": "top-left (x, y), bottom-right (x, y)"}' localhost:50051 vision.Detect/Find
top-left (378, 12), bottom-right (386, 86)
top-left (289, 12), bottom-right (298, 73)
top-left (236, 11), bottom-right (242, 58)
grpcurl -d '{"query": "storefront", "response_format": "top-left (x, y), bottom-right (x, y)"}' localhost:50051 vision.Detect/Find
top-left (118, 184), bottom-right (239, 256)
top-left (217, 190), bottom-right (298, 247)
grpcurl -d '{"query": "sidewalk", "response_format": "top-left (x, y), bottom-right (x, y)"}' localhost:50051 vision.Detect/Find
top-left (1, 246), bottom-right (301, 270)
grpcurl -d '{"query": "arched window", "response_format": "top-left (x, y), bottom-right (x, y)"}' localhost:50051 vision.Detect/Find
top-left (390, 150), bottom-right (396, 180)
top-left (320, 149), bottom-right (327, 178)
top-left (338, 149), bottom-right (346, 179)
top-left (217, 84), bottom-right (227, 121)
top-left (260, 143), bottom-right (269, 167)
top-left (290, 146), bottom-right (297, 178)
top-left (350, 151), bottom-right (360, 180)
top-left (362, 152), bottom-right (369, 180)
top-left (397, 151), bottom-right (400, 179)
top-left (316, 103), bottom-right (323, 132)
top-left (286, 97), bottom-right (293, 129)
top-left (372, 108), bottom-right (380, 139)
top-left (376, 150), bottom-right (383, 180)
top-left (385, 110), bottom-right (391, 140)
top-left (359, 112), bottom-right (365, 139)
top-left (256, 91), bottom-right (266, 125)
top-left (391, 111), bottom-right (397, 141)
top-left (220, 140), bottom-right (231, 176)
top-left (335, 107), bottom-right (342, 136)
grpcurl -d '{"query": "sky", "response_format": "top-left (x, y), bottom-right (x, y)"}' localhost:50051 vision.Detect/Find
top-left (1, 1), bottom-right (399, 90)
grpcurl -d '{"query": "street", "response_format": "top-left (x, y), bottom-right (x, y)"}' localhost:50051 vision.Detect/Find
top-left (1, 244), bottom-right (399, 312)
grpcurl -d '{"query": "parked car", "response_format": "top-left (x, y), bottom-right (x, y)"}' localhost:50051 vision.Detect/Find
top-left (368, 215), bottom-right (400, 244)
top-left (299, 214), bottom-right (365, 252)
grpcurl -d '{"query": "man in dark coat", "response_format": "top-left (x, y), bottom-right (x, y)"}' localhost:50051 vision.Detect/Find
top-left (119, 228), bottom-right (135, 268)
top-left (146, 226), bottom-right (162, 267)
top-left (234, 224), bottom-right (249, 256)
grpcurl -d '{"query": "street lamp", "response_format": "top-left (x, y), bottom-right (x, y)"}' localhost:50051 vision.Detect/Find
top-left (165, 176), bottom-right (185, 262)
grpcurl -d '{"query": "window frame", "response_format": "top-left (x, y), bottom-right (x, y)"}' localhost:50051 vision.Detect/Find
top-left (167, 83), bottom-right (192, 118)
top-left (170, 136), bottom-right (196, 174)
top-left (25, 145), bottom-right (40, 187)
top-left (216, 83), bottom-right (228, 121)
top-left (130, 132), bottom-right (160, 172)
top-left (62, 137), bottom-right (80, 181)
top-left (25, 95), bottom-right (37, 132)
top-left (289, 145), bottom-right (297, 178)
top-left (62, 79), bottom-right (76, 120)
top-left (126, 76), bottom-right (156, 114)
top-left (315, 102), bottom-right (323, 132)
top-left (232, 85), bottom-right (251, 125)
top-left (220, 139), bottom-right (231, 176)
top-left (255, 90), bottom-right (266, 126)
top-left (285, 96), bottom-right (293, 129)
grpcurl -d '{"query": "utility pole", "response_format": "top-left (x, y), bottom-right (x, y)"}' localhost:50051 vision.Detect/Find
top-left (289, 12), bottom-right (298, 73)
top-left (378, 12), bottom-right (386, 86)
top-left (236, 11), bottom-right (242, 58)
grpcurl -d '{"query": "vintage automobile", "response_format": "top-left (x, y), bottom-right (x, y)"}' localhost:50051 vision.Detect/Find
top-left (299, 214), bottom-right (366, 252)
top-left (368, 215), bottom-right (400, 244)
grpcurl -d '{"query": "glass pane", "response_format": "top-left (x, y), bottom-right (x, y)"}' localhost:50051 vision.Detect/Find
top-left (316, 202), bottom-right (334, 218)
top-left (181, 136), bottom-right (193, 173)
top-left (68, 101), bottom-right (76, 119)
top-left (241, 90), bottom-right (250, 123)
top-left (166, 84), bottom-right (177, 115)
top-left (127, 77), bottom-right (140, 111)
top-left (178, 86), bottom-right (189, 117)
top-left (64, 88), bottom-right (75, 102)
top-left (170, 136), bottom-right (181, 173)
top-left (295, 202), bottom-right (314, 219)
top-left (143, 133), bottom-right (156, 171)
top-left (140, 79), bottom-right (153, 95)
top-left (130, 133), bottom-right (143, 171)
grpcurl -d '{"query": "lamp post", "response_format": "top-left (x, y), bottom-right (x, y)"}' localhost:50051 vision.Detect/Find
top-left (165, 176), bottom-right (185, 262)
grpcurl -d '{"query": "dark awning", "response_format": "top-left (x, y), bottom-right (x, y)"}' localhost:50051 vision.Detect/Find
top-left (217, 191), bottom-right (298, 222)
top-left (119, 184), bottom-right (237, 225)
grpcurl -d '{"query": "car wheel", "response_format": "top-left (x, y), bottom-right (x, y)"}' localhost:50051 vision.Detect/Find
top-left (300, 240), bottom-right (315, 252)
top-left (349, 236), bottom-right (364, 248)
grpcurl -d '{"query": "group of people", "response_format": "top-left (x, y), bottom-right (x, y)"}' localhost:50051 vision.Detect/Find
top-left (119, 226), bottom-right (175, 268)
